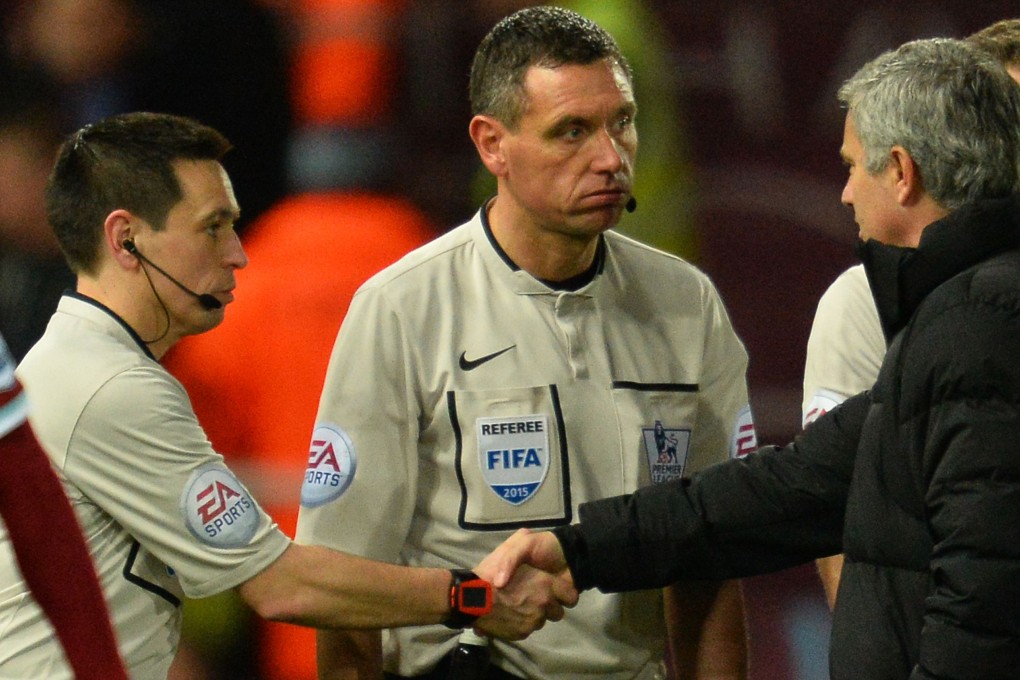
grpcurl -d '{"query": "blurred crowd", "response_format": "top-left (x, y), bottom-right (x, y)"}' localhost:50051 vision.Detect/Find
top-left (2, 1), bottom-right (1017, 679)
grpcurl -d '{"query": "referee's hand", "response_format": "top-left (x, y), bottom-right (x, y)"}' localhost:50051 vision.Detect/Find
top-left (472, 529), bottom-right (576, 639)
top-left (481, 528), bottom-right (571, 589)
top-left (473, 557), bottom-right (577, 640)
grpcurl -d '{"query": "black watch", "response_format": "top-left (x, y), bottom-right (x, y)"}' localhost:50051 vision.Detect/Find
top-left (442, 569), bottom-right (493, 629)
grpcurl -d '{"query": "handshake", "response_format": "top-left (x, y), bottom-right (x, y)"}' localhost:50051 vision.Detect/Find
top-left (468, 529), bottom-right (574, 640)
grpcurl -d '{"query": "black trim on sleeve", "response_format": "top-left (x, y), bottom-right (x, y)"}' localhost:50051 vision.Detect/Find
top-left (122, 540), bottom-right (181, 607)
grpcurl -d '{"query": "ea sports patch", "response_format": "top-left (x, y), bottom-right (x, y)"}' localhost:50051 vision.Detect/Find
top-left (477, 414), bottom-right (549, 506)
top-left (730, 404), bottom-right (757, 458)
top-left (181, 465), bottom-right (259, 548)
top-left (301, 424), bottom-right (357, 507)
top-left (802, 388), bottom-right (844, 427)
top-left (642, 420), bottom-right (691, 483)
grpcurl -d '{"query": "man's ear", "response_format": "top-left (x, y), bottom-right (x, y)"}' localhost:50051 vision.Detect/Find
top-left (105, 209), bottom-right (139, 269)
top-left (469, 115), bottom-right (508, 177)
top-left (890, 145), bottom-right (924, 206)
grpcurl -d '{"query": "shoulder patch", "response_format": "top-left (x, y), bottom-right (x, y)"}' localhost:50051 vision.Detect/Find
top-left (802, 389), bottom-right (846, 427)
top-left (180, 465), bottom-right (260, 548)
top-left (301, 424), bottom-right (357, 507)
top-left (730, 404), bottom-right (757, 458)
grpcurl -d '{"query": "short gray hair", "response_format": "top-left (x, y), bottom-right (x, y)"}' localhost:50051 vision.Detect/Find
top-left (838, 38), bottom-right (1020, 210)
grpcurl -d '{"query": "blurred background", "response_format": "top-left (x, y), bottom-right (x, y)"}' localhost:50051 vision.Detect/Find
top-left (2, 1), bottom-right (1016, 678)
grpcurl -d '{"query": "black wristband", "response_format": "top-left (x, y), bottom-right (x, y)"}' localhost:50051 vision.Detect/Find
top-left (443, 569), bottom-right (493, 629)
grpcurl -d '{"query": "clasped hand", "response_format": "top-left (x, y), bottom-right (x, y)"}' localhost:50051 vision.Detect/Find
top-left (472, 529), bottom-right (576, 640)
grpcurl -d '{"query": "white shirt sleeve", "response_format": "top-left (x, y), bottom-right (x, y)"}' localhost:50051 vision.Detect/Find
top-left (802, 265), bottom-right (885, 427)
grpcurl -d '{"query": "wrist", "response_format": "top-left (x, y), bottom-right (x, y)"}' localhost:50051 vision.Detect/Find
top-left (442, 569), bottom-right (492, 629)
top-left (552, 525), bottom-right (590, 590)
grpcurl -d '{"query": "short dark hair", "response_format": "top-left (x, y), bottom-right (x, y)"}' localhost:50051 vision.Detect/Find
top-left (469, 5), bottom-right (631, 129)
top-left (45, 112), bottom-right (232, 274)
top-left (967, 18), bottom-right (1020, 70)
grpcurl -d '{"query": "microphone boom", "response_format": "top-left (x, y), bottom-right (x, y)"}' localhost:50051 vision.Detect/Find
top-left (122, 240), bottom-right (222, 310)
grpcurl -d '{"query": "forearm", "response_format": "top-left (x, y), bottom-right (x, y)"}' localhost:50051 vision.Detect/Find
top-left (558, 394), bottom-right (867, 592)
top-left (240, 544), bottom-right (450, 629)
top-left (560, 460), bottom-right (843, 591)
top-left (666, 580), bottom-right (747, 680)
top-left (317, 629), bottom-right (382, 680)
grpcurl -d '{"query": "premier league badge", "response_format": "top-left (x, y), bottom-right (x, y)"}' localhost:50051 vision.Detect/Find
top-left (477, 414), bottom-right (550, 505)
top-left (642, 420), bottom-right (691, 484)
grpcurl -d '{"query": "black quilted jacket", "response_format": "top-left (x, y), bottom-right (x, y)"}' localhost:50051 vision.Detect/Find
top-left (557, 195), bottom-right (1020, 679)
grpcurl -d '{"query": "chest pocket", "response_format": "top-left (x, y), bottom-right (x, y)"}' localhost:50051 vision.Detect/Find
top-left (447, 385), bottom-right (570, 531)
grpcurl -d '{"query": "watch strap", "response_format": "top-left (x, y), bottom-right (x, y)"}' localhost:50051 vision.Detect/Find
top-left (443, 569), bottom-right (493, 629)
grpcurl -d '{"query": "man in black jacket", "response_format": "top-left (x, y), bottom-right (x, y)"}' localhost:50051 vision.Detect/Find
top-left (481, 37), bottom-right (1020, 680)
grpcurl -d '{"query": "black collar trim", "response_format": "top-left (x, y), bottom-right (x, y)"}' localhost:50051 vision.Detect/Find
top-left (478, 199), bottom-right (607, 290)
top-left (65, 291), bottom-right (157, 361)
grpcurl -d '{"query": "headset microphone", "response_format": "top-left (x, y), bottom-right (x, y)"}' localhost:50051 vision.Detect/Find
top-left (122, 240), bottom-right (223, 310)
top-left (625, 196), bottom-right (637, 213)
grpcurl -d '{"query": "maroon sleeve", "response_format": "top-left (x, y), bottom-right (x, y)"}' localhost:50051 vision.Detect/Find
top-left (0, 380), bottom-right (129, 680)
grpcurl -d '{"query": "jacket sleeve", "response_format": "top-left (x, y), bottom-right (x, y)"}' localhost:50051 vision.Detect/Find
top-left (557, 391), bottom-right (869, 592)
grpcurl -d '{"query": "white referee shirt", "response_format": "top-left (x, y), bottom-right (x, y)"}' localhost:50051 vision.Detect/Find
top-left (802, 264), bottom-right (885, 426)
top-left (297, 210), bottom-right (755, 680)
top-left (8, 295), bottom-right (289, 679)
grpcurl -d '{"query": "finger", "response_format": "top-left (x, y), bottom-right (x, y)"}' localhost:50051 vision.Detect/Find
top-left (477, 531), bottom-right (528, 588)
top-left (500, 529), bottom-right (538, 586)
top-left (476, 615), bottom-right (528, 641)
top-left (491, 549), bottom-right (527, 588)
top-left (552, 572), bottom-right (579, 607)
top-left (544, 599), bottom-right (565, 622)
top-left (475, 549), bottom-right (515, 589)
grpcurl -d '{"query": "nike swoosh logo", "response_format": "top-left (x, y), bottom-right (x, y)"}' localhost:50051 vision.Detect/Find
top-left (458, 345), bottom-right (516, 371)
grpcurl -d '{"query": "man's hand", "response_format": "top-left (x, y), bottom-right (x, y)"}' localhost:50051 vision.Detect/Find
top-left (471, 529), bottom-right (576, 639)
top-left (481, 529), bottom-right (571, 588)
